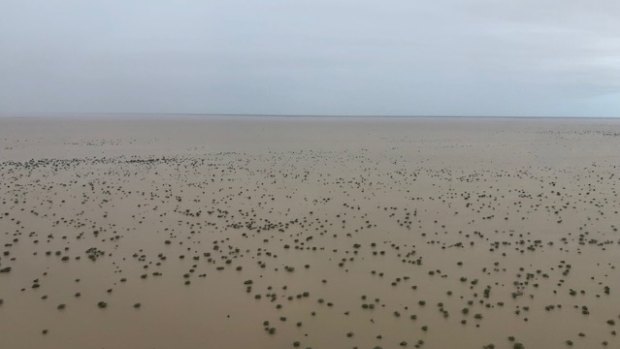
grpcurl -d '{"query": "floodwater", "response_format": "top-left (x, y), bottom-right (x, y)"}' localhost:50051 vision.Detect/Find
top-left (1, 116), bottom-right (619, 349)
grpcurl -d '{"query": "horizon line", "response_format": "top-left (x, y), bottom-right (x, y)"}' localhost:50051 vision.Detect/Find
top-left (0, 112), bottom-right (619, 120)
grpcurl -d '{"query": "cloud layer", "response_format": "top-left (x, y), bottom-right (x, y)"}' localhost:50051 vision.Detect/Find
top-left (1, 0), bottom-right (619, 116)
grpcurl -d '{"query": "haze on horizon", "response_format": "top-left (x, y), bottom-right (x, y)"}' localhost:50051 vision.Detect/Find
top-left (1, 0), bottom-right (619, 117)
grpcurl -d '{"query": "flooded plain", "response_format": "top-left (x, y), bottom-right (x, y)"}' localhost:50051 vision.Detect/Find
top-left (1, 116), bottom-right (619, 349)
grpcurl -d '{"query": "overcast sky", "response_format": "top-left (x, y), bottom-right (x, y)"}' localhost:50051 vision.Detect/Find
top-left (1, 0), bottom-right (619, 117)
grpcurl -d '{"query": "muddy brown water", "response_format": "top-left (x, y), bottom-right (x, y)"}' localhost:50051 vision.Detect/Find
top-left (1, 116), bottom-right (620, 349)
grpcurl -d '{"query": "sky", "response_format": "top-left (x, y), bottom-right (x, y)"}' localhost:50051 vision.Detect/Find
top-left (1, 0), bottom-right (619, 117)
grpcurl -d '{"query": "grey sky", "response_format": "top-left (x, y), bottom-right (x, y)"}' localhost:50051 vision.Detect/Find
top-left (1, 0), bottom-right (619, 117)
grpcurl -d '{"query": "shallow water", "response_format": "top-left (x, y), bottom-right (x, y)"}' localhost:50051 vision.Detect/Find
top-left (1, 116), bottom-right (620, 348)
